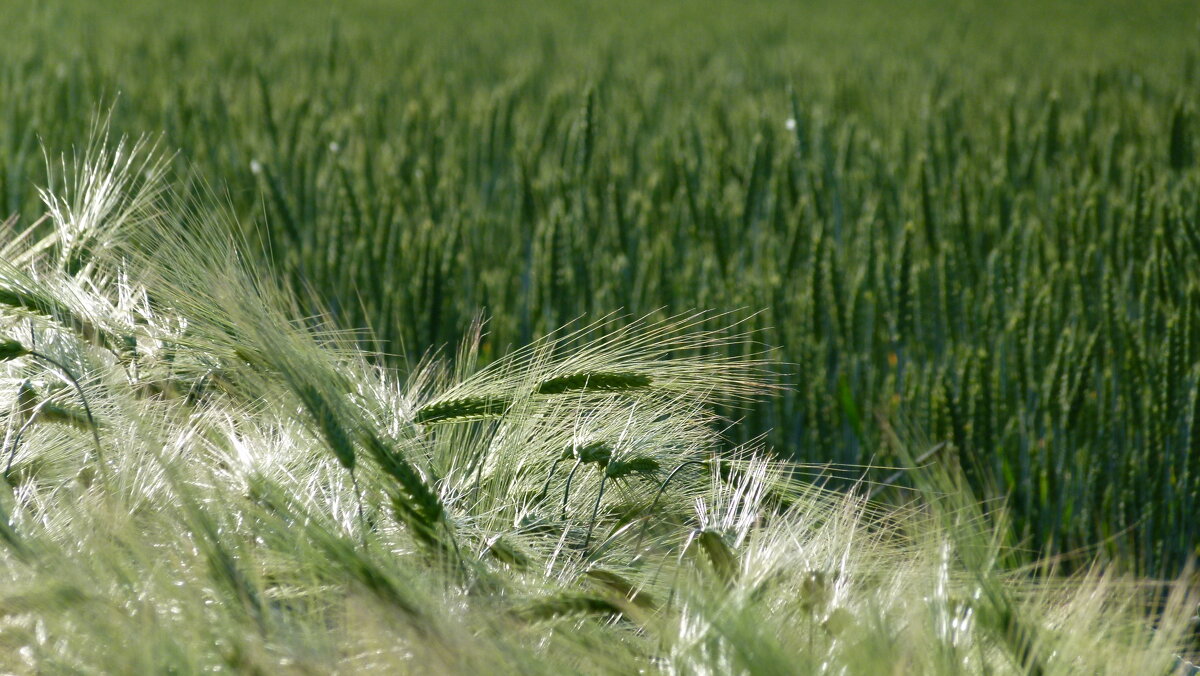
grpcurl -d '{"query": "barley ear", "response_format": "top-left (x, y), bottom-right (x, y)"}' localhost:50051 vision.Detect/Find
top-left (693, 529), bottom-right (739, 584)
top-left (511, 593), bottom-right (625, 623)
top-left (414, 396), bottom-right (512, 424)
top-left (359, 431), bottom-right (450, 554)
top-left (584, 568), bottom-right (657, 609)
top-left (535, 371), bottom-right (652, 395)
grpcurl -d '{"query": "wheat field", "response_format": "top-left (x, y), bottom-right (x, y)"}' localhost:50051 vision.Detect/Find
top-left (0, 0), bottom-right (1198, 672)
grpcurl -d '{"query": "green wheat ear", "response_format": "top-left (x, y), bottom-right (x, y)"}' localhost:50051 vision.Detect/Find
top-left (573, 441), bottom-right (613, 466)
top-left (485, 536), bottom-right (530, 569)
top-left (511, 593), bottom-right (625, 623)
top-left (694, 529), bottom-right (739, 584)
top-left (535, 371), bottom-right (652, 395)
top-left (605, 457), bottom-right (660, 479)
top-left (414, 395), bottom-right (513, 424)
top-left (583, 568), bottom-right (657, 609)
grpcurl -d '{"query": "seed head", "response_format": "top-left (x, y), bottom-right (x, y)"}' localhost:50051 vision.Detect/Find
top-left (565, 441), bottom-right (612, 466)
top-left (414, 395), bottom-right (513, 424)
top-left (606, 456), bottom-right (660, 479)
top-left (535, 371), bottom-right (652, 396)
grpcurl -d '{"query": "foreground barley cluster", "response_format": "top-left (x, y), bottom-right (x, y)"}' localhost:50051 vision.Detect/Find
top-left (0, 140), bottom-right (1194, 673)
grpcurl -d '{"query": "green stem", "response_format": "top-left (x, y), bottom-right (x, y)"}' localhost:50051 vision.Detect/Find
top-left (634, 459), bottom-right (710, 552)
top-left (561, 459), bottom-right (582, 519)
top-left (583, 473), bottom-right (608, 551)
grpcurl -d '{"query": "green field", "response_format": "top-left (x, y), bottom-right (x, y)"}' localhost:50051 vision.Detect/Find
top-left (1, 0), bottom-right (1199, 672)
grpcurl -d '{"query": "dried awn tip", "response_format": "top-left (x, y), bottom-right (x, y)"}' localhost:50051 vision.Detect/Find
top-left (414, 395), bottom-right (513, 424)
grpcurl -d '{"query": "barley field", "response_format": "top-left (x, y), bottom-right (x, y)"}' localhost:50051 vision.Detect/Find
top-left (0, 0), bottom-right (1198, 672)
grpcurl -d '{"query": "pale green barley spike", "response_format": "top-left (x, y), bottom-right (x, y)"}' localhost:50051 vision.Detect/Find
top-left (414, 395), bottom-right (512, 424)
top-left (562, 441), bottom-right (618, 526)
top-left (0, 286), bottom-right (51, 317)
top-left (3, 346), bottom-right (104, 470)
top-left (359, 431), bottom-right (451, 557)
top-left (293, 381), bottom-right (356, 471)
top-left (14, 383), bottom-right (91, 431)
top-left (485, 536), bottom-right (529, 569)
top-left (694, 529), bottom-right (739, 584)
top-left (583, 568), bottom-right (656, 609)
top-left (558, 441), bottom-right (615, 464)
top-left (511, 593), bottom-right (625, 623)
top-left (575, 441), bottom-right (612, 466)
top-left (535, 371), bottom-right (652, 395)
top-left (15, 380), bottom-right (38, 416)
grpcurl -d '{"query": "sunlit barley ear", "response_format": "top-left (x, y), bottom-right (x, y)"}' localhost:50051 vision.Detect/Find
top-left (558, 439), bottom-right (617, 523)
top-left (583, 568), bottom-right (657, 609)
top-left (4, 382), bottom-right (95, 477)
top-left (484, 535), bottom-right (530, 569)
top-left (691, 529), bottom-right (739, 584)
top-left (604, 457), bottom-right (660, 480)
top-left (511, 593), bottom-right (625, 624)
top-left (572, 440), bottom-right (613, 467)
